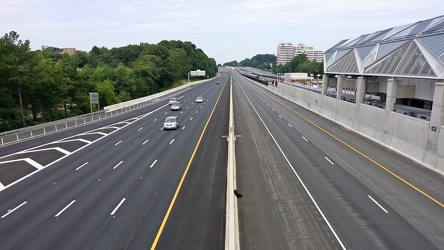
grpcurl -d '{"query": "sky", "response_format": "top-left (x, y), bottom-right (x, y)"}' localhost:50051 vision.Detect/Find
top-left (2, 0), bottom-right (444, 64)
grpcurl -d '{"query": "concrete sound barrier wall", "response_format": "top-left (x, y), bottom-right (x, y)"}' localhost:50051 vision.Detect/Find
top-left (263, 82), bottom-right (443, 174)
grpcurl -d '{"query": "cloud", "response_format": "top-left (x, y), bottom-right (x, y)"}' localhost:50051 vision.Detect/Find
top-left (1, 0), bottom-right (444, 63)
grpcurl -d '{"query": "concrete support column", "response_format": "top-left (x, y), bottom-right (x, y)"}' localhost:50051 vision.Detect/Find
top-left (322, 74), bottom-right (328, 96)
top-left (352, 76), bottom-right (367, 125)
top-left (356, 77), bottom-right (366, 104)
top-left (426, 82), bottom-right (444, 170)
top-left (337, 75), bottom-right (345, 100)
top-left (386, 78), bottom-right (399, 112)
top-left (430, 82), bottom-right (444, 127)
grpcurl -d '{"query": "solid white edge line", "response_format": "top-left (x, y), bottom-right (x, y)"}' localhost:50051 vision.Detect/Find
top-left (113, 161), bottom-right (123, 169)
top-left (368, 195), bottom-right (389, 213)
top-left (110, 198), bottom-right (126, 216)
top-left (325, 156), bottom-right (334, 165)
top-left (237, 80), bottom-right (347, 250)
top-left (75, 162), bottom-right (88, 171)
top-left (150, 159), bottom-right (158, 168)
top-left (55, 200), bottom-right (76, 217)
top-left (1, 201), bottom-right (27, 218)
top-left (2, 104), bottom-right (168, 192)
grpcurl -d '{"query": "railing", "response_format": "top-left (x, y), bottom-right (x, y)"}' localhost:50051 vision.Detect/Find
top-left (0, 78), bottom-right (213, 146)
top-left (0, 96), bottom-right (167, 146)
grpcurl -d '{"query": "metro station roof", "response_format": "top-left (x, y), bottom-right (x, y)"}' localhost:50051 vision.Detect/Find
top-left (324, 15), bottom-right (444, 79)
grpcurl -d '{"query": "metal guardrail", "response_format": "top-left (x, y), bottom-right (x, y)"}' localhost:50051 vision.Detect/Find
top-left (0, 78), bottom-right (213, 146)
top-left (0, 97), bottom-right (167, 146)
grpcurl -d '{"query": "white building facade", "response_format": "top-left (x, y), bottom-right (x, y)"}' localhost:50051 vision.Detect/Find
top-left (277, 43), bottom-right (296, 65)
top-left (277, 43), bottom-right (323, 65)
top-left (295, 43), bottom-right (324, 62)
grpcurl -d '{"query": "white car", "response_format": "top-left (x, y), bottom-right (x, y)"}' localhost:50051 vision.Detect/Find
top-left (170, 101), bottom-right (181, 111)
top-left (168, 97), bottom-right (177, 105)
top-left (195, 96), bottom-right (204, 103)
top-left (163, 116), bottom-right (179, 130)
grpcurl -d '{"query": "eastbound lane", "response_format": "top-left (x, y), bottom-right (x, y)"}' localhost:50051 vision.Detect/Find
top-left (233, 73), bottom-right (343, 249)
top-left (0, 78), bottom-right (228, 249)
top-left (230, 68), bottom-right (444, 249)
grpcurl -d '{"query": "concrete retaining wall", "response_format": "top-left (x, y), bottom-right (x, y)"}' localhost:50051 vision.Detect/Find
top-left (104, 79), bottom-right (212, 112)
top-left (271, 83), bottom-right (443, 174)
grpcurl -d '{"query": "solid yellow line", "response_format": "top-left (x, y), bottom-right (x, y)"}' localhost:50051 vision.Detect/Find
top-left (257, 87), bottom-right (444, 209)
top-left (150, 82), bottom-right (226, 250)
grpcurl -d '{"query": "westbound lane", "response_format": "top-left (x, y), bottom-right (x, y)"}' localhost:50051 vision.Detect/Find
top-left (0, 77), bottom-right (228, 249)
top-left (154, 73), bottom-right (229, 249)
top-left (230, 68), bottom-right (444, 249)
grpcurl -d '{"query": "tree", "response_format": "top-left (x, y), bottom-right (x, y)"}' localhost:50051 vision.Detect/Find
top-left (223, 61), bottom-right (239, 66)
top-left (28, 53), bottom-right (60, 121)
top-left (0, 32), bottom-right (218, 131)
top-left (96, 80), bottom-right (119, 106)
top-left (239, 54), bottom-right (276, 69)
top-left (0, 31), bottom-right (34, 127)
top-left (168, 48), bottom-right (191, 81)
top-left (133, 54), bottom-right (162, 94)
top-left (298, 60), bottom-right (324, 76)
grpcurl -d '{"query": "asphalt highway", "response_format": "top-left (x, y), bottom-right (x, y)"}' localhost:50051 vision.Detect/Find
top-left (0, 77), bottom-right (228, 249)
top-left (1, 68), bottom-right (443, 250)
top-left (229, 67), bottom-right (444, 250)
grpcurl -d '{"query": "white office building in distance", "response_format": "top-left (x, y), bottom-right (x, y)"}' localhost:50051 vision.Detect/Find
top-left (295, 43), bottom-right (324, 62)
top-left (277, 42), bottom-right (323, 64)
top-left (277, 43), bottom-right (296, 65)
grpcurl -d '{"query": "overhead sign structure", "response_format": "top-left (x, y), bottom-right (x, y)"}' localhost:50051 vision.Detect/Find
top-left (190, 70), bottom-right (206, 76)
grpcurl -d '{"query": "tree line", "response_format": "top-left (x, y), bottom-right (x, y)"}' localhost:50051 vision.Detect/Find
top-left (223, 54), bottom-right (276, 70)
top-left (0, 31), bottom-right (217, 132)
top-left (223, 53), bottom-right (323, 76)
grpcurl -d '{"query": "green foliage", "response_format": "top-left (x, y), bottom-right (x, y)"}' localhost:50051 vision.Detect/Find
top-left (239, 54), bottom-right (276, 70)
top-left (237, 52), bottom-right (324, 76)
top-left (223, 60), bottom-right (239, 67)
top-left (0, 32), bottom-right (217, 132)
top-left (97, 80), bottom-right (120, 106)
top-left (271, 54), bottom-right (323, 76)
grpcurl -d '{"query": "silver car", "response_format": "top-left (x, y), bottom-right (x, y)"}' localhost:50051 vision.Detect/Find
top-left (170, 101), bottom-right (181, 111)
top-left (163, 116), bottom-right (179, 130)
top-left (168, 97), bottom-right (177, 105)
top-left (195, 96), bottom-right (204, 103)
